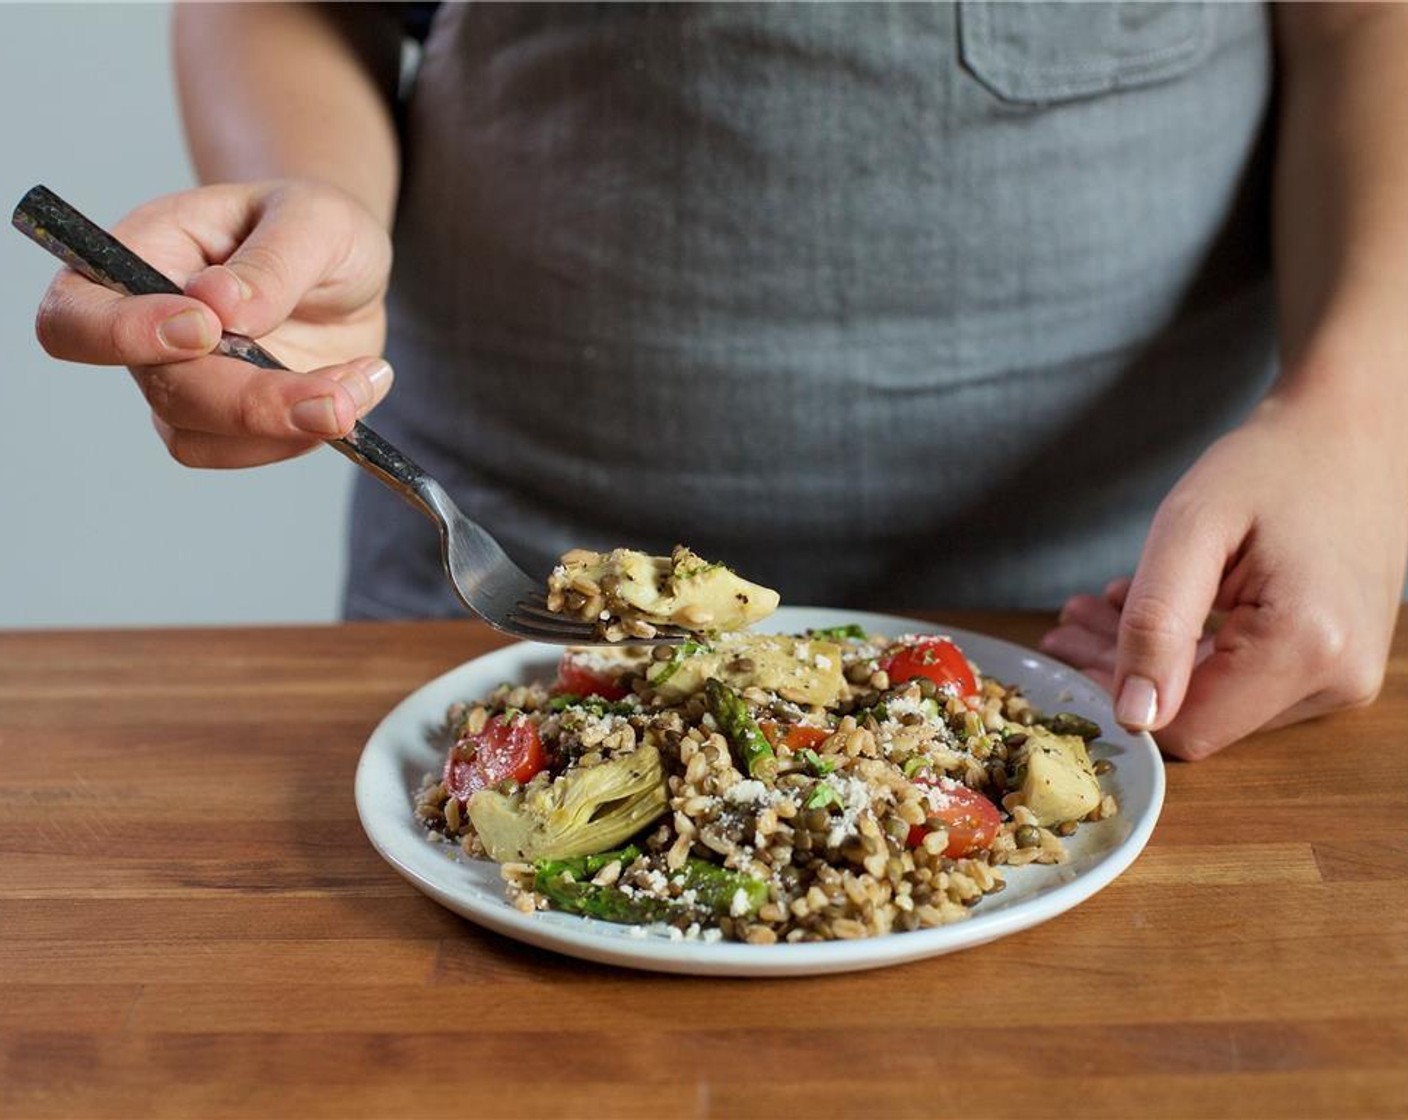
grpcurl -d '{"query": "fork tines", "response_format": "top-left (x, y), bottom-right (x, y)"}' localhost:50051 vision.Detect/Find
top-left (505, 595), bottom-right (688, 646)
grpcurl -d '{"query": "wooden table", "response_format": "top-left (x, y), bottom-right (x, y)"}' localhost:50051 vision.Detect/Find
top-left (2, 612), bottom-right (1405, 1119)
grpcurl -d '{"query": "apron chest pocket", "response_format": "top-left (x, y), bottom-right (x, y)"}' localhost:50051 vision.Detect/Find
top-left (958, 1), bottom-right (1213, 105)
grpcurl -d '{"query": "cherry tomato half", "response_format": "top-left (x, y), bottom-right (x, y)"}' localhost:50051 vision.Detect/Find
top-left (759, 721), bottom-right (833, 752)
top-left (905, 777), bottom-right (1001, 858)
top-left (882, 637), bottom-right (978, 698)
top-left (552, 652), bottom-right (631, 701)
top-left (444, 713), bottom-right (546, 803)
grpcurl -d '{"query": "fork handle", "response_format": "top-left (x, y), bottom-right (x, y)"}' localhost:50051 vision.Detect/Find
top-left (11, 184), bottom-right (439, 516)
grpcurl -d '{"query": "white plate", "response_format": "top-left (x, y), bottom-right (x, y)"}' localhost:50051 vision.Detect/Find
top-left (355, 607), bottom-right (1164, 976)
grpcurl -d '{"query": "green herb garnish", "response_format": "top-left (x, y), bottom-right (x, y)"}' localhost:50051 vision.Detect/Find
top-left (805, 782), bottom-right (841, 810)
top-left (675, 560), bottom-right (724, 580)
top-left (809, 624), bottom-right (868, 641)
top-left (799, 748), bottom-right (836, 776)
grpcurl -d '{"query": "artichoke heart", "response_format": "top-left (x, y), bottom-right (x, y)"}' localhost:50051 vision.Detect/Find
top-left (466, 744), bottom-right (669, 862)
top-left (651, 634), bottom-right (844, 707)
top-left (1013, 727), bottom-right (1102, 826)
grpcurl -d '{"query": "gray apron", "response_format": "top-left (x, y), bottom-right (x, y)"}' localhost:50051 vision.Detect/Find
top-left (345, 1), bottom-right (1275, 619)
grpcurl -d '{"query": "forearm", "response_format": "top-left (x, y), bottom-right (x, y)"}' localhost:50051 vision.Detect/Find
top-left (1271, 2), bottom-right (1408, 436)
top-left (172, 2), bottom-right (402, 226)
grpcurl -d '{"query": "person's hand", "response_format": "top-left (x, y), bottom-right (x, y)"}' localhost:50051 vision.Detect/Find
top-left (1039, 387), bottom-right (1407, 760)
top-left (34, 179), bottom-right (393, 467)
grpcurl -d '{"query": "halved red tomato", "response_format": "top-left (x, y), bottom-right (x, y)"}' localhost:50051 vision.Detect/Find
top-left (905, 776), bottom-right (1001, 858)
top-left (444, 713), bottom-right (546, 803)
top-left (882, 637), bottom-right (978, 698)
top-left (759, 721), bottom-right (832, 752)
top-left (552, 652), bottom-right (631, 701)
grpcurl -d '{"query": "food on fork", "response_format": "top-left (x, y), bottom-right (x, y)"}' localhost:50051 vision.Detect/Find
top-left (416, 625), bottom-right (1118, 943)
top-left (545, 545), bottom-right (781, 640)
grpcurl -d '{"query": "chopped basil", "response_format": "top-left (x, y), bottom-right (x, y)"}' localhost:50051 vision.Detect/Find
top-left (809, 624), bottom-right (868, 641)
top-left (799, 748), bottom-right (835, 776)
top-left (676, 560), bottom-right (724, 580)
top-left (805, 782), bottom-right (841, 810)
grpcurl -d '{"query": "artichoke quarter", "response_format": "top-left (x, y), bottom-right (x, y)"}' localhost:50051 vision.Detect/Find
top-left (467, 744), bottom-right (669, 862)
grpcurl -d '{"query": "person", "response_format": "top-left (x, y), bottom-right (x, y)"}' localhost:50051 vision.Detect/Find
top-left (32, 2), bottom-right (1407, 761)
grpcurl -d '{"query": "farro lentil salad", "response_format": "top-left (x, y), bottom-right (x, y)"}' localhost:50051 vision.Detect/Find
top-left (415, 625), bottom-right (1118, 945)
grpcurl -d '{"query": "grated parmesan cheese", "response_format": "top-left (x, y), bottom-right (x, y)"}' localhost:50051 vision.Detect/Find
top-left (727, 779), bottom-right (769, 806)
top-left (825, 774), bottom-right (876, 849)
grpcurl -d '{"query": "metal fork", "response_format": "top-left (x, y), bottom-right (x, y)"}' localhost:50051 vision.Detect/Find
top-left (12, 184), bottom-right (685, 646)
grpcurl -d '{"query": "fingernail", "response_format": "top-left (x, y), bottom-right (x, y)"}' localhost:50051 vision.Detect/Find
top-left (329, 360), bottom-right (393, 414)
top-left (367, 359), bottom-right (393, 398)
top-left (158, 308), bottom-right (215, 351)
top-left (1115, 674), bottom-right (1159, 729)
top-left (290, 396), bottom-right (342, 436)
top-left (212, 264), bottom-right (253, 302)
top-left (331, 368), bottom-right (373, 411)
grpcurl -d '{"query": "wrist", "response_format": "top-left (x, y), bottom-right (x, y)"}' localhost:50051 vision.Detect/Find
top-left (1272, 326), bottom-right (1408, 415)
top-left (1259, 344), bottom-right (1408, 490)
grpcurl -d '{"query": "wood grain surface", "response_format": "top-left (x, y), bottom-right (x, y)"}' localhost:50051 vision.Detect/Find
top-left (2, 612), bottom-right (1405, 1120)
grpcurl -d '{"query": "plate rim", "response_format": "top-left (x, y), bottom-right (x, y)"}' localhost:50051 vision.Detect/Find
top-left (355, 607), bottom-right (1165, 976)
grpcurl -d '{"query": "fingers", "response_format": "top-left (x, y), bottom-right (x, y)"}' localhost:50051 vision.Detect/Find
top-left (182, 187), bottom-right (387, 338)
top-left (137, 354), bottom-right (393, 468)
top-left (1039, 622), bottom-right (1118, 676)
top-left (1155, 591), bottom-right (1385, 760)
top-left (1104, 577), bottom-right (1133, 609)
top-left (1040, 585), bottom-right (1132, 692)
top-left (1152, 604), bottom-right (1317, 759)
top-left (1042, 600), bottom-right (1218, 706)
top-left (35, 182), bottom-right (388, 373)
top-left (35, 272), bottom-right (222, 367)
top-left (149, 416), bottom-right (323, 470)
top-left (1113, 494), bottom-right (1244, 736)
top-left (1058, 591), bottom-right (1123, 637)
top-left (34, 184), bottom-right (253, 368)
top-left (29, 182), bottom-right (396, 474)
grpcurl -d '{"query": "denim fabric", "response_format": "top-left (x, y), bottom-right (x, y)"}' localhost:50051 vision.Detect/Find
top-left (345, 1), bottom-right (1274, 619)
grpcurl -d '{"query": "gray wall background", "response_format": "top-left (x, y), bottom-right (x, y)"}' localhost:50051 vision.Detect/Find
top-left (0, 2), bottom-right (351, 628)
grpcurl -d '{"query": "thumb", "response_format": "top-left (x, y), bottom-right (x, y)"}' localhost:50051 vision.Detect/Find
top-left (1113, 496), bottom-right (1241, 736)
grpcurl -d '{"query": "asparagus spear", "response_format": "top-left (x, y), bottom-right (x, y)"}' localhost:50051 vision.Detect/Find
top-left (537, 845), bottom-right (642, 880)
top-left (534, 864), bottom-right (675, 925)
top-left (533, 848), bottom-right (768, 924)
top-left (676, 858), bottom-right (770, 916)
top-left (704, 678), bottom-right (778, 781)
